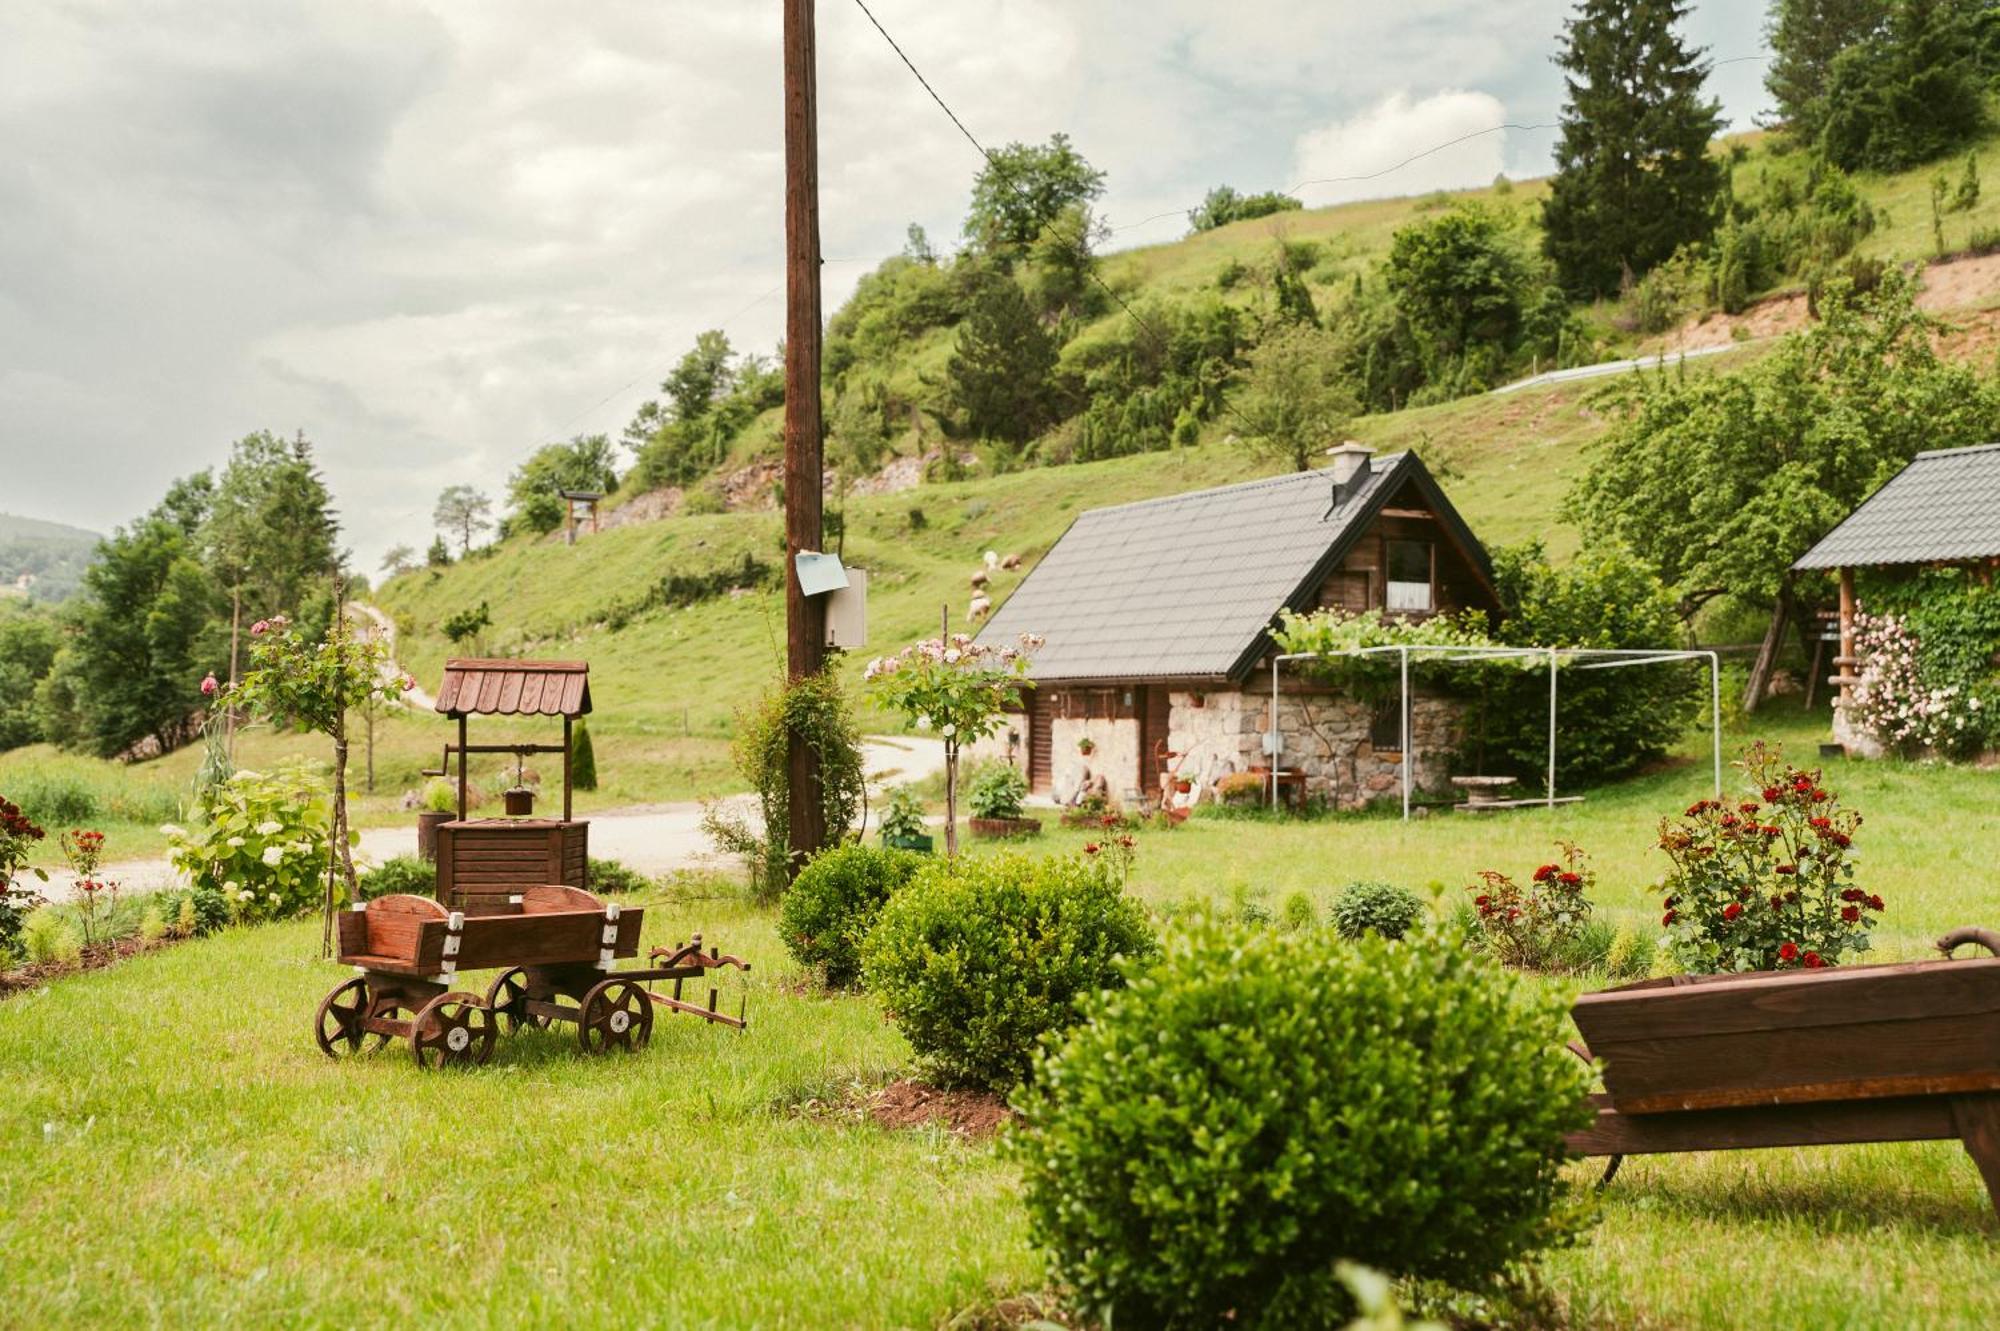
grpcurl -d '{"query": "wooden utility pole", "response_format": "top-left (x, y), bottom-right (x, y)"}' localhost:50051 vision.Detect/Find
top-left (783, 0), bottom-right (827, 875)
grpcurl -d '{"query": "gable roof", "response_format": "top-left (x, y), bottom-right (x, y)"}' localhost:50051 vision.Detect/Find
top-left (1793, 443), bottom-right (2000, 571)
top-left (435, 659), bottom-right (592, 717)
top-left (976, 452), bottom-right (1492, 684)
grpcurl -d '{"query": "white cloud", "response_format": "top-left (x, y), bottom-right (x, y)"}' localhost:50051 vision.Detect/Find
top-left (1291, 90), bottom-right (1511, 208)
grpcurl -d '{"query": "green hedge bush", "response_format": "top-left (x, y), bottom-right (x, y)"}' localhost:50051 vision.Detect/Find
top-left (356, 855), bottom-right (434, 900)
top-left (778, 843), bottom-right (924, 989)
top-left (862, 852), bottom-right (1156, 1089)
top-left (1329, 881), bottom-right (1423, 940)
top-left (1010, 926), bottom-right (1591, 1328)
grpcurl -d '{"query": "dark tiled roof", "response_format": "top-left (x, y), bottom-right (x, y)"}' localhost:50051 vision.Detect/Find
top-left (976, 453), bottom-right (1487, 683)
top-left (1793, 444), bottom-right (2000, 570)
top-left (435, 659), bottom-right (591, 717)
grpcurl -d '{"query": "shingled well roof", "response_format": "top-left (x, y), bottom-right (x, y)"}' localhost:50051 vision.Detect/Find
top-left (1793, 443), bottom-right (2000, 570)
top-left (976, 452), bottom-right (1488, 684)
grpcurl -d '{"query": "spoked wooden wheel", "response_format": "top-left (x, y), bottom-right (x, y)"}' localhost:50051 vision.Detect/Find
top-left (484, 968), bottom-right (547, 1034)
top-left (410, 991), bottom-right (497, 1070)
top-left (315, 977), bottom-right (379, 1058)
top-left (578, 978), bottom-right (653, 1055)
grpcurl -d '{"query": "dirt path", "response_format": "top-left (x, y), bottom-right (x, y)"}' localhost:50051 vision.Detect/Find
top-left (349, 602), bottom-right (436, 709)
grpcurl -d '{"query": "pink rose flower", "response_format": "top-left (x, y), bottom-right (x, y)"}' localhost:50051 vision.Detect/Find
top-left (200, 672), bottom-right (219, 696)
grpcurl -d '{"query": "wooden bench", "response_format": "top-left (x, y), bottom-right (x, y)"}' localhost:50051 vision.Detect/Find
top-left (1565, 927), bottom-right (2000, 1215)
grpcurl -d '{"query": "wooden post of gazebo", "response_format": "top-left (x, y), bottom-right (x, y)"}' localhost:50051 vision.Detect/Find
top-left (1833, 566), bottom-right (1858, 706)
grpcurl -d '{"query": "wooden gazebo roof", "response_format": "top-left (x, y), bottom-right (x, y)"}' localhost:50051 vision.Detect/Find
top-left (434, 659), bottom-right (591, 718)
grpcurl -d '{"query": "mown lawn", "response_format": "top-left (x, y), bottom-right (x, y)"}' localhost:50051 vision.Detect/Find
top-left (4, 705), bottom-right (1998, 1328)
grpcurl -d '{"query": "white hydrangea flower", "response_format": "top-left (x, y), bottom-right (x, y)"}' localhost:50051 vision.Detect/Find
top-left (255, 820), bottom-right (283, 836)
top-left (226, 836), bottom-right (246, 848)
top-left (261, 845), bottom-right (284, 867)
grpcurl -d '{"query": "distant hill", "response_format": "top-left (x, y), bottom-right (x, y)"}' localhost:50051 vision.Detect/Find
top-left (0, 512), bottom-right (101, 603)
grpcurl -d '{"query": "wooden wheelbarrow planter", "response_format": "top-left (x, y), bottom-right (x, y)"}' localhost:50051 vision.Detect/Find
top-left (315, 886), bottom-right (749, 1069)
top-left (1566, 927), bottom-right (2000, 1215)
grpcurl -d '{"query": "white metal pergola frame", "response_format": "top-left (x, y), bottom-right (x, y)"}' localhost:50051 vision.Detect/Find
top-left (1267, 644), bottom-right (1722, 819)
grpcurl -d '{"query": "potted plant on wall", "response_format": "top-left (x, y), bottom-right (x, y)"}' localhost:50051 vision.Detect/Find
top-left (967, 764), bottom-right (1040, 840)
top-left (1077, 736), bottom-right (1096, 756)
top-left (878, 785), bottom-right (934, 853)
top-left (415, 779), bottom-right (456, 861)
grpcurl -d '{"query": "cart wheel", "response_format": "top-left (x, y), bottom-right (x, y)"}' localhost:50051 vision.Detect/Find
top-left (484, 968), bottom-right (547, 1034)
top-left (315, 977), bottom-right (376, 1058)
top-left (578, 978), bottom-right (653, 1055)
top-left (410, 991), bottom-right (496, 1070)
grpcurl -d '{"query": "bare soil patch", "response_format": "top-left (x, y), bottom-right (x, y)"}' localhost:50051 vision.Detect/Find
top-left (866, 1078), bottom-right (1015, 1137)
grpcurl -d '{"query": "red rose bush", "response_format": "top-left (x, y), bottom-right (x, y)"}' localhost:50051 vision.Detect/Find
top-left (1655, 742), bottom-right (1877, 974)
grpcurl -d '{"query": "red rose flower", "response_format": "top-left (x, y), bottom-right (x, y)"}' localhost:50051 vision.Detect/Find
top-left (1533, 864), bottom-right (1559, 883)
top-left (1775, 864), bottom-right (1796, 875)
top-left (1762, 787), bottom-right (1781, 803)
top-left (1662, 909), bottom-right (1677, 926)
top-left (1840, 888), bottom-right (1863, 902)
top-left (1778, 941), bottom-right (1799, 963)
top-left (1083, 843), bottom-right (1101, 856)
top-left (1867, 894), bottom-right (1885, 912)
top-left (1831, 832), bottom-right (1852, 848)
top-left (1558, 872), bottom-right (1582, 887)
top-left (1740, 802), bottom-right (1761, 816)
top-left (1841, 905), bottom-right (1860, 923)
top-left (1770, 895), bottom-right (1785, 910)
top-left (1723, 902), bottom-right (1744, 921)
top-left (1762, 825), bottom-right (1782, 838)
top-left (1803, 951), bottom-right (1825, 969)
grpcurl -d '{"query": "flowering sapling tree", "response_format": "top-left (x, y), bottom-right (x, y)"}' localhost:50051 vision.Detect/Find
top-left (865, 632), bottom-right (1041, 856)
top-left (1655, 742), bottom-right (1876, 973)
top-left (219, 613), bottom-right (413, 928)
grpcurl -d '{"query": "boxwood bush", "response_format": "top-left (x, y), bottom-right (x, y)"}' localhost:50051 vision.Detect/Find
top-left (779, 843), bottom-right (924, 989)
top-left (861, 852), bottom-right (1156, 1089)
top-left (1330, 880), bottom-right (1424, 940)
top-left (1010, 926), bottom-right (1592, 1328)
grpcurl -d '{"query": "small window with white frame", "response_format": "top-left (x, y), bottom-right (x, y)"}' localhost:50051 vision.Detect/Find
top-left (1385, 539), bottom-right (1433, 614)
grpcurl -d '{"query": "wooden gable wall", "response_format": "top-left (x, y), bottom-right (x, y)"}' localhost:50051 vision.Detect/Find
top-left (1311, 477), bottom-right (1497, 619)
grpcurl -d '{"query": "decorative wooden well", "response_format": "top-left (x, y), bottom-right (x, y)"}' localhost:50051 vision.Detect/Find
top-left (428, 659), bottom-right (592, 910)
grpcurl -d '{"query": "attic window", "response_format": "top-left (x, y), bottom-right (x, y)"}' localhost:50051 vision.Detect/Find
top-left (1386, 539), bottom-right (1433, 614)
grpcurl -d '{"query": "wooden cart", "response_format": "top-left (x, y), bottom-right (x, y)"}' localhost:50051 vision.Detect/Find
top-left (314, 886), bottom-right (749, 1069)
top-left (1566, 927), bottom-right (2000, 1215)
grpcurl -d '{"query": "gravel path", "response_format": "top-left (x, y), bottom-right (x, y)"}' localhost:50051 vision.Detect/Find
top-left (34, 735), bottom-right (946, 901)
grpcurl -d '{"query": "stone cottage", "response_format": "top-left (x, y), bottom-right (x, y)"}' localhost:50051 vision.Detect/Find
top-left (971, 444), bottom-right (1501, 810)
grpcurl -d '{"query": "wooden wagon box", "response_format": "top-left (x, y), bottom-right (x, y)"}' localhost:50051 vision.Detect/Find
top-left (1567, 943), bottom-right (2000, 1214)
top-left (335, 886), bottom-right (641, 980)
top-left (435, 818), bottom-right (588, 909)
top-left (1573, 956), bottom-right (2000, 1114)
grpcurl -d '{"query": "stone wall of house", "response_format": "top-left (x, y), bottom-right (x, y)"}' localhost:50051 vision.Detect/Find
top-left (1050, 715), bottom-right (1143, 803)
top-left (1166, 686), bottom-right (1462, 811)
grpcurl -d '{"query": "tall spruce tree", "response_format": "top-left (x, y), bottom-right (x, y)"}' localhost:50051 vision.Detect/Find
top-left (945, 275), bottom-right (1058, 445)
top-left (1541, 0), bottom-right (1724, 296)
top-left (1817, 0), bottom-right (1986, 172)
top-left (1765, 0), bottom-right (1891, 140)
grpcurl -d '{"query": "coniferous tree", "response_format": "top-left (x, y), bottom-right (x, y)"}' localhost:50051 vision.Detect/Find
top-left (1765, 0), bottom-right (1891, 141)
top-left (1818, 0), bottom-right (1986, 172)
top-left (945, 276), bottom-right (1058, 444)
top-left (1541, 0), bottom-right (1724, 296)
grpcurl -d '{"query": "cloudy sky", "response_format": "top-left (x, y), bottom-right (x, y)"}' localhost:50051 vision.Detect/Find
top-left (0, 1), bottom-right (1768, 572)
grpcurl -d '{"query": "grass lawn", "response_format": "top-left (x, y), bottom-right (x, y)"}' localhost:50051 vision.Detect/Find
top-left (4, 702), bottom-right (1999, 1328)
